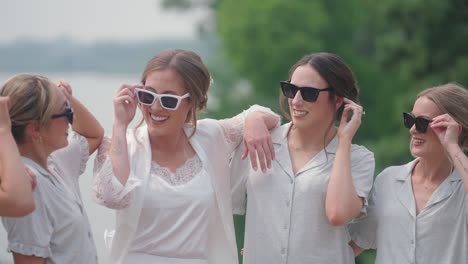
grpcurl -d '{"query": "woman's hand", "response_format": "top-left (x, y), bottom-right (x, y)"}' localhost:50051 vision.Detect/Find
top-left (338, 98), bottom-right (364, 142)
top-left (113, 84), bottom-right (142, 127)
top-left (430, 113), bottom-right (462, 148)
top-left (242, 113), bottom-right (275, 172)
top-left (56, 80), bottom-right (73, 101)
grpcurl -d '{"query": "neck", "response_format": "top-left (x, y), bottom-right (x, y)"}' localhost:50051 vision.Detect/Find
top-left (414, 156), bottom-right (452, 183)
top-left (18, 143), bottom-right (50, 170)
top-left (149, 129), bottom-right (188, 154)
top-left (288, 123), bottom-right (337, 151)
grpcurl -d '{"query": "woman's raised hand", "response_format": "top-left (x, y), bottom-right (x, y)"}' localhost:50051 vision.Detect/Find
top-left (242, 114), bottom-right (275, 172)
top-left (338, 98), bottom-right (364, 142)
top-left (113, 84), bottom-right (142, 127)
top-left (430, 113), bottom-right (462, 148)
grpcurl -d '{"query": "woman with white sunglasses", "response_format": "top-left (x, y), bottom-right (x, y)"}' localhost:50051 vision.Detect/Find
top-left (231, 52), bottom-right (375, 264)
top-left (92, 49), bottom-right (280, 264)
top-left (349, 83), bottom-right (468, 264)
top-left (1, 74), bottom-right (103, 264)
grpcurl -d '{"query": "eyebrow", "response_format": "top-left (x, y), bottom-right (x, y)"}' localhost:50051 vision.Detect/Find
top-left (144, 86), bottom-right (177, 95)
top-left (410, 113), bottom-right (433, 120)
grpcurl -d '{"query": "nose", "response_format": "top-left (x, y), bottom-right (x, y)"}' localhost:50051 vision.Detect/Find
top-left (409, 123), bottom-right (418, 134)
top-left (291, 90), bottom-right (304, 105)
top-left (150, 98), bottom-right (164, 111)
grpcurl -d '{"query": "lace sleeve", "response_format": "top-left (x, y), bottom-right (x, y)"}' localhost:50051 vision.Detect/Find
top-left (92, 136), bottom-right (140, 209)
top-left (218, 104), bottom-right (281, 152)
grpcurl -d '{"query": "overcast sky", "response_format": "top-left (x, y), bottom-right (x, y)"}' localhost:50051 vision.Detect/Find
top-left (0, 0), bottom-right (204, 44)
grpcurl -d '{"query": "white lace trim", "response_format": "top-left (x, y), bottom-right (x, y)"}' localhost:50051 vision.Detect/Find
top-left (151, 155), bottom-right (202, 186)
top-left (92, 136), bottom-right (137, 209)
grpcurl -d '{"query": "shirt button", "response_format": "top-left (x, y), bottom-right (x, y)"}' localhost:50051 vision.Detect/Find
top-left (281, 248), bottom-right (286, 255)
top-left (283, 224), bottom-right (288, 230)
top-left (285, 200), bottom-right (290, 207)
top-left (410, 239), bottom-right (414, 244)
top-left (289, 178), bottom-right (293, 184)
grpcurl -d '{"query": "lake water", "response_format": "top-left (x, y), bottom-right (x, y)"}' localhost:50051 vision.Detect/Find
top-left (0, 72), bottom-right (142, 263)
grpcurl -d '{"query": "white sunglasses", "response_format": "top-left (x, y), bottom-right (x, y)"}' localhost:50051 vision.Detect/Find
top-left (134, 88), bottom-right (190, 110)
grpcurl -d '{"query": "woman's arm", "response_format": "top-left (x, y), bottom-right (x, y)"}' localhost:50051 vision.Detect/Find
top-left (218, 105), bottom-right (280, 173)
top-left (326, 98), bottom-right (366, 226)
top-left (0, 96), bottom-right (35, 217)
top-left (108, 84), bottom-right (140, 186)
top-left (57, 80), bottom-right (104, 155)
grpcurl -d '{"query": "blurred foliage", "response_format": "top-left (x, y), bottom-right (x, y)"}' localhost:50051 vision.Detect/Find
top-left (163, 0), bottom-right (468, 264)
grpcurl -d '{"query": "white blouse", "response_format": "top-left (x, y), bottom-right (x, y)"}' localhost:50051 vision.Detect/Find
top-left (92, 105), bottom-right (279, 264)
top-left (127, 156), bottom-right (214, 262)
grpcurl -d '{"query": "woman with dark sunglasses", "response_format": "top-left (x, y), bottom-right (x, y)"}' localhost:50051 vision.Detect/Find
top-left (230, 52), bottom-right (375, 264)
top-left (92, 49), bottom-right (279, 264)
top-left (1, 74), bottom-right (104, 264)
top-left (0, 96), bottom-right (35, 217)
top-left (349, 83), bottom-right (468, 264)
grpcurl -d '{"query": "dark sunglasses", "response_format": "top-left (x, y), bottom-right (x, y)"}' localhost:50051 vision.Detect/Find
top-left (280, 81), bottom-right (333, 102)
top-left (51, 108), bottom-right (74, 124)
top-left (134, 88), bottom-right (190, 110)
top-left (403, 112), bottom-right (432, 133)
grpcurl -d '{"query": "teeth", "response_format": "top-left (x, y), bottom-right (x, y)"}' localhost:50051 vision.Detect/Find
top-left (294, 109), bottom-right (307, 116)
top-left (150, 114), bottom-right (168, 121)
top-left (413, 139), bottom-right (424, 144)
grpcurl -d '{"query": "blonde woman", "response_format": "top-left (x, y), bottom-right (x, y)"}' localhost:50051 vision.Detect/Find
top-left (350, 83), bottom-right (468, 264)
top-left (1, 74), bottom-right (103, 264)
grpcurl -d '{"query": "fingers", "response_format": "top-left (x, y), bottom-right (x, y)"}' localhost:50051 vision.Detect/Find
top-left (431, 114), bottom-right (462, 134)
top-left (244, 137), bottom-right (275, 172)
top-left (56, 80), bottom-right (73, 100)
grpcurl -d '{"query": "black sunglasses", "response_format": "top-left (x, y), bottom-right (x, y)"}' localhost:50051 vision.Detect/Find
top-left (51, 108), bottom-right (74, 124)
top-left (280, 81), bottom-right (333, 102)
top-left (403, 112), bottom-right (432, 133)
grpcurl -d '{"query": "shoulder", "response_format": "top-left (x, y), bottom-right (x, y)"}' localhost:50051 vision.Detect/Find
top-left (350, 143), bottom-right (374, 161)
top-left (374, 160), bottom-right (414, 186)
top-left (271, 123), bottom-right (290, 143)
top-left (195, 119), bottom-right (224, 137)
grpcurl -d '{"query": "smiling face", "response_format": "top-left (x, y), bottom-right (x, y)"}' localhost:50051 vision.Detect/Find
top-left (409, 96), bottom-right (445, 159)
top-left (140, 69), bottom-right (192, 138)
top-left (288, 65), bottom-right (337, 131)
top-left (41, 85), bottom-right (70, 152)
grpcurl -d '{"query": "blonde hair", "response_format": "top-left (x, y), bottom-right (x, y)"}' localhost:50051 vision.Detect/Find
top-left (417, 83), bottom-right (468, 151)
top-left (0, 74), bottom-right (56, 143)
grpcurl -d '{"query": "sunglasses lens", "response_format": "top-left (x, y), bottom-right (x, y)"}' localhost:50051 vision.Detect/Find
top-left (160, 96), bottom-right (178, 109)
top-left (281, 82), bottom-right (297, 99)
top-left (403, 112), bottom-right (414, 129)
top-left (415, 118), bottom-right (430, 133)
top-left (301, 89), bottom-right (319, 102)
top-left (137, 90), bottom-right (155, 105)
